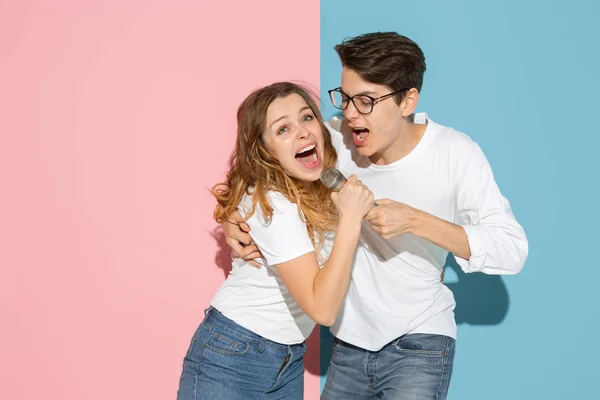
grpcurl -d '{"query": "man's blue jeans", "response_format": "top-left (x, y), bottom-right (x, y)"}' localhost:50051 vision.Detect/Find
top-left (321, 334), bottom-right (456, 399)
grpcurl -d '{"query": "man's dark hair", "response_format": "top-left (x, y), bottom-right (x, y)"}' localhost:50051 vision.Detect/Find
top-left (335, 32), bottom-right (426, 103)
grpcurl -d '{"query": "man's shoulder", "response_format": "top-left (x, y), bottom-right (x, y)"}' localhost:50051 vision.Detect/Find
top-left (427, 117), bottom-right (478, 155)
top-left (425, 117), bottom-right (492, 177)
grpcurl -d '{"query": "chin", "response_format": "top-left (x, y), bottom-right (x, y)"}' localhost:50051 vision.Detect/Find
top-left (296, 170), bottom-right (322, 183)
top-left (356, 146), bottom-right (374, 157)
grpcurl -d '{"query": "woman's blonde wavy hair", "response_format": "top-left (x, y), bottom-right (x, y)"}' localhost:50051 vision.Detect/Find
top-left (211, 82), bottom-right (338, 248)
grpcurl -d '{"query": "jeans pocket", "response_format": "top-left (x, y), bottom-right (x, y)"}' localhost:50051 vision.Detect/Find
top-left (331, 337), bottom-right (341, 353)
top-left (204, 328), bottom-right (250, 356)
top-left (331, 337), bottom-right (346, 360)
top-left (393, 334), bottom-right (449, 357)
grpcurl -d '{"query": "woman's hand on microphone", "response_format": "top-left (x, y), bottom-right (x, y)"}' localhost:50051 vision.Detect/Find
top-left (331, 175), bottom-right (374, 222)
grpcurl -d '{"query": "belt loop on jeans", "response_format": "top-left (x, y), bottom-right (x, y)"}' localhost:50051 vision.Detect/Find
top-left (257, 338), bottom-right (266, 354)
top-left (203, 306), bottom-right (212, 317)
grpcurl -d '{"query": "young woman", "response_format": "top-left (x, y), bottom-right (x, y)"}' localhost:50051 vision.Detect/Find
top-left (176, 82), bottom-right (374, 400)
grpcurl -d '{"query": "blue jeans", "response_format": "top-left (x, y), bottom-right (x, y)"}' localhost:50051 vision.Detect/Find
top-left (177, 308), bottom-right (307, 400)
top-left (321, 334), bottom-right (456, 400)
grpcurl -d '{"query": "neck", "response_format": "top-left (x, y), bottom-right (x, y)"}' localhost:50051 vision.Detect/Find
top-left (303, 180), bottom-right (316, 192)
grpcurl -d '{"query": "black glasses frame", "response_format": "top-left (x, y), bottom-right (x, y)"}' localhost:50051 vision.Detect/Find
top-left (328, 87), bottom-right (409, 114)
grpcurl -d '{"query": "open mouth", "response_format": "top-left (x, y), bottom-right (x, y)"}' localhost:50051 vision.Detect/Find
top-left (352, 127), bottom-right (370, 146)
top-left (295, 144), bottom-right (320, 168)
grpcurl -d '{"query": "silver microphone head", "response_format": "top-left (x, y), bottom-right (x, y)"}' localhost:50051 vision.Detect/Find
top-left (320, 168), bottom-right (347, 191)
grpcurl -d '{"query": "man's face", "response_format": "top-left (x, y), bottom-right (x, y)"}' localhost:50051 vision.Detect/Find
top-left (340, 67), bottom-right (410, 164)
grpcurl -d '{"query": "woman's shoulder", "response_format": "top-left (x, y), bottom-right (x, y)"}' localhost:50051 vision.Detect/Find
top-left (239, 190), bottom-right (301, 224)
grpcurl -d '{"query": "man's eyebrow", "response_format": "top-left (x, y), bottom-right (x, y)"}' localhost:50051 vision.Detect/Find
top-left (340, 88), bottom-right (378, 97)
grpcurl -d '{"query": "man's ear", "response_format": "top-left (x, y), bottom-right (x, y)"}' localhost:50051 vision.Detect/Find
top-left (401, 88), bottom-right (420, 117)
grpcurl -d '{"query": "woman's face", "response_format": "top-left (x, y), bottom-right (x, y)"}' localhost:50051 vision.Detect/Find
top-left (262, 93), bottom-right (325, 184)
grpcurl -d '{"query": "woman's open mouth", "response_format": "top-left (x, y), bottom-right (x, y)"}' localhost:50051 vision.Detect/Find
top-left (295, 144), bottom-right (320, 168)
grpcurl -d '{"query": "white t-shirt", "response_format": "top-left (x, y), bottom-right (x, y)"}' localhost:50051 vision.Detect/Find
top-left (327, 113), bottom-right (528, 351)
top-left (211, 191), bottom-right (332, 345)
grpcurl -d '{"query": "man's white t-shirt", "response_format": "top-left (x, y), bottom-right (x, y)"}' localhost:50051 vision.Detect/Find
top-left (212, 112), bottom-right (527, 350)
top-left (327, 113), bottom-right (528, 351)
top-left (211, 191), bottom-right (332, 345)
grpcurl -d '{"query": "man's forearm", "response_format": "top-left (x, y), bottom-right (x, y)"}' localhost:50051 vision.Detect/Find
top-left (410, 210), bottom-right (471, 260)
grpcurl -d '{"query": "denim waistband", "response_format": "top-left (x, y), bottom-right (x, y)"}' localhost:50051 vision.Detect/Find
top-left (204, 307), bottom-right (305, 352)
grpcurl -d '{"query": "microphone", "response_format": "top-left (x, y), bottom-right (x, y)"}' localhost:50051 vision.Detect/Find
top-left (320, 167), bottom-right (347, 191)
top-left (320, 168), bottom-right (378, 206)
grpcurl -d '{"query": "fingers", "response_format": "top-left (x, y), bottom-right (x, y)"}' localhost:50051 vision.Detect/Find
top-left (367, 217), bottom-right (382, 227)
top-left (369, 224), bottom-right (395, 240)
top-left (367, 190), bottom-right (374, 206)
top-left (342, 175), bottom-right (367, 192)
top-left (224, 218), bottom-right (254, 256)
top-left (224, 221), bottom-right (253, 246)
top-left (343, 176), bottom-right (373, 207)
top-left (365, 203), bottom-right (381, 221)
top-left (365, 208), bottom-right (376, 221)
top-left (230, 209), bottom-right (245, 224)
top-left (346, 175), bottom-right (364, 187)
top-left (226, 218), bottom-right (250, 233)
top-left (374, 198), bottom-right (392, 205)
top-left (248, 260), bottom-right (262, 268)
top-left (346, 174), bottom-right (358, 184)
top-left (233, 246), bottom-right (263, 268)
top-left (370, 224), bottom-right (382, 234)
top-left (223, 210), bottom-right (251, 241)
top-left (225, 235), bottom-right (247, 256)
top-left (239, 222), bottom-right (251, 232)
top-left (238, 245), bottom-right (261, 260)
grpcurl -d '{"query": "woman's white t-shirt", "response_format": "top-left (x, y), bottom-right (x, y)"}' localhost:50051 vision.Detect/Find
top-left (211, 191), bottom-right (332, 344)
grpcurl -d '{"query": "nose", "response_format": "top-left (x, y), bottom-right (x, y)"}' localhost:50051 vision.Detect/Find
top-left (296, 123), bottom-right (311, 140)
top-left (343, 100), bottom-right (360, 121)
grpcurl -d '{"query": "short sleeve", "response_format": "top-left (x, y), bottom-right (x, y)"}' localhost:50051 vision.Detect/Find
top-left (239, 192), bottom-right (315, 265)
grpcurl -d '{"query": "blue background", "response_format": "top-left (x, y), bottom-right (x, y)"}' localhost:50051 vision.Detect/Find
top-left (320, 0), bottom-right (600, 398)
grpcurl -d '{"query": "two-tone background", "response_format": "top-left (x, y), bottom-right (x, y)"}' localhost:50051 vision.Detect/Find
top-left (1, 1), bottom-right (598, 399)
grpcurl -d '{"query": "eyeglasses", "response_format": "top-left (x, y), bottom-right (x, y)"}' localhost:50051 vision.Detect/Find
top-left (328, 87), bottom-right (408, 115)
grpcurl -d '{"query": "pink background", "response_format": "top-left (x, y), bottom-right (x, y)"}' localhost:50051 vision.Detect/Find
top-left (0, 1), bottom-right (320, 399)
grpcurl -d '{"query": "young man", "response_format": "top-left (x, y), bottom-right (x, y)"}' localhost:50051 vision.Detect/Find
top-left (223, 32), bottom-right (528, 399)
